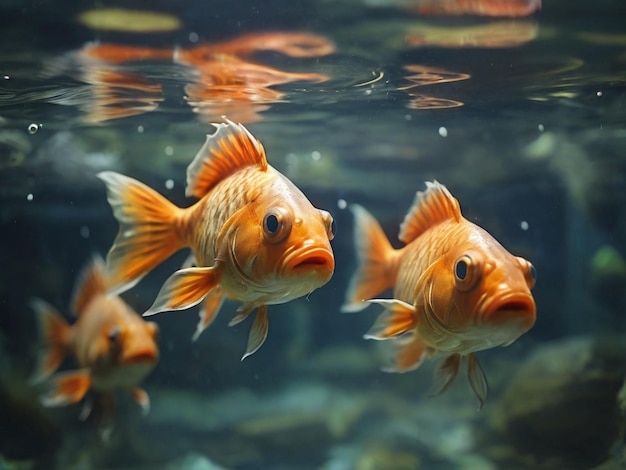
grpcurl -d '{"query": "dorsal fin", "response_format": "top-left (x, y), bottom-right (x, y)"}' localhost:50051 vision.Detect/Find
top-left (71, 255), bottom-right (107, 317)
top-left (398, 181), bottom-right (461, 244)
top-left (186, 119), bottom-right (268, 198)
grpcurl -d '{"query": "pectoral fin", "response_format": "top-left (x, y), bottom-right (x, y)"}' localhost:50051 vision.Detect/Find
top-left (144, 266), bottom-right (220, 316)
top-left (383, 333), bottom-right (435, 372)
top-left (191, 287), bottom-right (224, 342)
top-left (429, 353), bottom-right (461, 398)
top-left (363, 299), bottom-right (417, 340)
top-left (41, 369), bottom-right (92, 407)
top-left (131, 387), bottom-right (150, 415)
top-left (241, 305), bottom-right (268, 361)
top-left (467, 353), bottom-right (488, 410)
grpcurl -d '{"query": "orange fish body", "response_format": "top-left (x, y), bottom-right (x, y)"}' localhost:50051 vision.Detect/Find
top-left (98, 121), bottom-right (335, 359)
top-left (30, 256), bottom-right (159, 427)
top-left (342, 182), bottom-right (536, 407)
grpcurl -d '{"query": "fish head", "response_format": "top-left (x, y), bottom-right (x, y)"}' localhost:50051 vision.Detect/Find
top-left (86, 300), bottom-right (160, 366)
top-left (421, 229), bottom-right (536, 346)
top-left (442, 237), bottom-right (537, 341)
top-left (220, 185), bottom-right (335, 302)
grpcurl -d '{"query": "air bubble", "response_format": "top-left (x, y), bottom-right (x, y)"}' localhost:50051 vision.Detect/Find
top-left (337, 199), bottom-right (347, 210)
top-left (26, 193), bottom-right (33, 201)
top-left (28, 123), bottom-right (39, 134)
top-left (165, 179), bottom-right (174, 190)
top-left (438, 126), bottom-right (448, 138)
top-left (311, 151), bottom-right (321, 161)
top-left (520, 221), bottom-right (529, 231)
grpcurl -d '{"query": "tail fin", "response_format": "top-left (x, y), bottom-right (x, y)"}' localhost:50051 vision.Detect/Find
top-left (97, 171), bottom-right (187, 295)
top-left (30, 298), bottom-right (71, 383)
top-left (341, 204), bottom-right (398, 312)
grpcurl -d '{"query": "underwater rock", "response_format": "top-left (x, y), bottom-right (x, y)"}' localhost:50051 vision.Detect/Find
top-left (490, 336), bottom-right (626, 469)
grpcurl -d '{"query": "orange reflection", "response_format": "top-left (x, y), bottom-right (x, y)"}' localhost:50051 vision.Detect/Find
top-left (400, 65), bottom-right (471, 87)
top-left (54, 32), bottom-right (334, 123)
top-left (400, 65), bottom-right (470, 110)
top-left (178, 52), bottom-right (329, 123)
top-left (414, 0), bottom-right (541, 17)
top-left (406, 21), bottom-right (538, 48)
top-left (406, 94), bottom-right (464, 109)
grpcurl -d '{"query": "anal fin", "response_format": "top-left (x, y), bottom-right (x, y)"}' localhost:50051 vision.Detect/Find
top-left (131, 387), bottom-right (150, 415)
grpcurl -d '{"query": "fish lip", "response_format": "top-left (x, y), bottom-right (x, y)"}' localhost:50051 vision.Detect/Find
top-left (284, 247), bottom-right (335, 275)
top-left (481, 292), bottom-right (536, 327)
top-left (123, 350), bottom-right (158, 365)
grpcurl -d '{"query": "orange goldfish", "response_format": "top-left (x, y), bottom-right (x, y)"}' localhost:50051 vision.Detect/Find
top-left (97, 120), bottom-right (335, 359)
top-left (30, 256), bottom-right (159, 430)
top-left (342, 182), bottom-right (536, 408)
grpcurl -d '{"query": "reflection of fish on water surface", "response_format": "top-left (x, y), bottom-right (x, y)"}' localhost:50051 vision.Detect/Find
top-left (399, 65), bottom-right (470, 109)
top-left (98, 120), bottom-right (336, 360)
top-left (413, 0), bottom-right (541, 17)
top-left (30, 256), bottom-right (160, 438)
top-left (48, 32), bottom-right (335, 123)
top-left (406, 20), bottom-right (539, 48)
top-left (342, 182), bottom-right (536, 408)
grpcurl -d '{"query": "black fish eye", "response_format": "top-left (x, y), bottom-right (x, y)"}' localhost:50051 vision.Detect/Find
top-left (263, 207), bottom-right (292, 244)
top-left (455, 258), bottom-right (468, 280)
top-left (109, 326), bottom-right (121, 343)
top-left (454, 253), bottom-right (481, 292)
top-left (265, 214), bottom-right (279, 234)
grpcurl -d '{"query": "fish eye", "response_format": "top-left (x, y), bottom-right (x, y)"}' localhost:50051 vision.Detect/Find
top-left (320, 210), bottom-right (335, 240)
top-left (263, 207), bottom-right (292, 244)
top-left (108, 325), bottom-right (121, 344)
top-left (515, 256), bottom-right (536, 288)
top-left (454, 254), bottom-right (481, 292)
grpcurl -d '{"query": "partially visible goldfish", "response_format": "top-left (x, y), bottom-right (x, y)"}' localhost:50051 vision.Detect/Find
top-left (98, 120), bottom-right (335, 359)
top-left (342, 182), bottom-right (536, 408)
top-left (30, 256), bottom-right (159, 434)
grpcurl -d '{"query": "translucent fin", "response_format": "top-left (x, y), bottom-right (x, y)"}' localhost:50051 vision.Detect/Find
top-left (467, 353), bottom-right (488, 410)
top-left (41, 369), bottom-right (92, 407)
top-left (363, 299), bottom-right (417, 340)
top-left (341, 204), bottom-right (398, 312)
top-left (71, 255), bottom-right (107, 317)
top-left (399, 181), bottom-right (461, 244)
top-left (186, 120), bottom-right (268, 199)
top-left (131, 387), bottom-right (150, 415)
top-left (29, 298), bottom-right (70, 383)
top-left (144, 267), bottom-right (220, 316)
top-left (191, 287), bottom-right (224, 342)
top-left (383, 333), bottom-right (435, 372)
top-left (229, 304), bottom-right (256, 327)
top-left (241, 305), bottom-right (268, 361)
top-left (97, 171), bottom-right (186, 295)
top-left (429, 353), bottom-right (461, 397)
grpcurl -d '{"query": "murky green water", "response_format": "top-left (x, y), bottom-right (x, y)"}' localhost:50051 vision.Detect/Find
top-left (1, 1), bottom-right (626, 469)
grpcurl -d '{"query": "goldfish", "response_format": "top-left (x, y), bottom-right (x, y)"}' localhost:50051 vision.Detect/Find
top-left (342, 182), bottom-right (536, 408)
top-left (30, 256), bottom-right (159, 433)
top-left (97, 120), bottom-right (335, 359)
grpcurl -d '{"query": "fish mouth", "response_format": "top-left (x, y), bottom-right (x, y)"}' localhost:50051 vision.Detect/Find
top-left (285, 247), bottom-right (335, 276)
top-left (482, 293), bottom-right (536, 328)
top-left (123, 350), bottom-right (159, 365)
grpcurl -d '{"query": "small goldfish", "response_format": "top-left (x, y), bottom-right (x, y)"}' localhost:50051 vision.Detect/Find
top-left (30, 256), bottom-right (159, 432)
top-left (342, 182), bottom-right (536, 408)
top-left (97, 120), bottom-right (335, 359)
